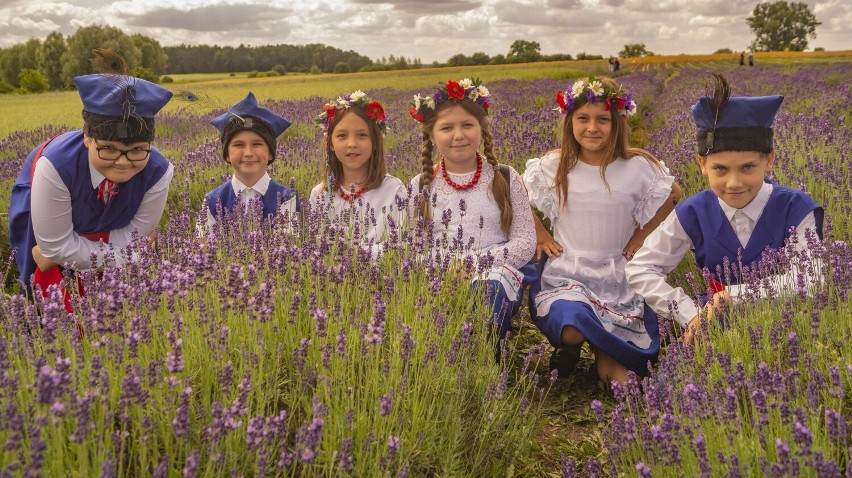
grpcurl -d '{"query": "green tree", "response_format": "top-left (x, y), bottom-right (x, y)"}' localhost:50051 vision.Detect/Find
top-left (619, 43), bottom-right (654, 58)
top-left (507, 40), bottom-right (542, 63)
top-left (19, 68), bottom-right (49, 93)
top-left (470, 51), bottom-right (490, 65)
top-left (747, 1), bottom-right (820, 51)
top-left (38, 32), bottom-right (66, 89)
top-left (447, 53), bottom-right (473, 67)
top-left (333, 61), bottom-right (350, 73)
top-left (130, 66), bottom-right (158, 83)
top-left (132, 34), bottom-right (168, 74)
top-left (62, 25), bottom-right (140, 86)
top-left (714, 47), bottom-right (733, 54)
top-left (0, 42), bottom-right (39, 87)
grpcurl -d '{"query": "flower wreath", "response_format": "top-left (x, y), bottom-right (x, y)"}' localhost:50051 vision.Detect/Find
top-left (556, 77), bottom-right (637, 117)
top-left (409, 78), bottom-right (491, 123)
top-left (315, 90), bottom-right (389, 134)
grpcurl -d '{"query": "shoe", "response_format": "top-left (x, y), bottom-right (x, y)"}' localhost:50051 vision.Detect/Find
top-left (549, 344), bottom-right (581, 378)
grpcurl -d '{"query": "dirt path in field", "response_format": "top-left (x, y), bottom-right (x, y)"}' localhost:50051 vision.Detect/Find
top-left (509, 313), bottom-right (610, 475)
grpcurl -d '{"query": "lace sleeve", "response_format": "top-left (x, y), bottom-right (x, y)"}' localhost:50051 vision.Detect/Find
top-left (522, 157), bottom-right (559, 220)
top-left (491, 167), bottom-right (536, 269)
top-left (633, 159), bottom-right (674, 228)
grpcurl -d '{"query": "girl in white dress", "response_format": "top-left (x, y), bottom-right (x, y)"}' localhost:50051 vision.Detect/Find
top-left (310, 91), bottom-right (406, 249)
top-left (408, 78), bottom-right (536, 347)
top-left (524, 77), bottom-right (681, 384)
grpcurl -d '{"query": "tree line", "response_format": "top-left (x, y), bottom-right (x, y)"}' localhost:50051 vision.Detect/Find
top-left (0, 1), bottom-right (820, 94)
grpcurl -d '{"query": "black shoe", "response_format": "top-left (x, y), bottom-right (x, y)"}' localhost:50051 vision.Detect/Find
top-left (549, 345), bottom-right (581, 378)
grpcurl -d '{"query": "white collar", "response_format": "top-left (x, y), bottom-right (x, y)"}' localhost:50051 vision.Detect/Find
top-left (89, 160), bottom-right (106, 188)
top-left (718, 181), bottom-right (773, 223)
top-left (232, 173), bottom-right (271, 195)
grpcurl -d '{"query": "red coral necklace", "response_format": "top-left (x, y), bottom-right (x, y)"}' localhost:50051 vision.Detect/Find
top-left (337, 182), bottom-right (366, 200)
top-left (439, 154), bottom-right (483, 191)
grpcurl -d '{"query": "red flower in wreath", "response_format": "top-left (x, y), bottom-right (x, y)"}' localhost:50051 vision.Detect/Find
top-left (366, 101), bottom-right (386, 121)
top-left (323, 104), bottom-right (337, 120)
top-left (409, 106), bottom-right (423, 123)
top-left (556, 91), bottom-right (566, 111)
top-left (446, 80), bottom-right (465, 100)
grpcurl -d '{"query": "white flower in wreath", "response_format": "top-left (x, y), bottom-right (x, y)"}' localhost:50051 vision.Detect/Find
top-left (337, 97), bottom-right (350, 108)
top-left (423, 95), bottom-right (436, 109)
top-left (570, 80), bottom-right (585, 98)
top-left (588, 81), bottom-right (605, 97)
top-left (349, 90), bottom-right (366, 102)
top-left (459, 78), bottom-right (473, 89)
top-left (477, 85), bottom-right (490, 98)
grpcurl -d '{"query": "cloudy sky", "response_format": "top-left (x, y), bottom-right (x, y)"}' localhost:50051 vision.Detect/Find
top-left (1, 0), bottom-right (848, 64)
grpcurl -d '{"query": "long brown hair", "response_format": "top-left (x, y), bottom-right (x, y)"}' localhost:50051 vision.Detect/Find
top-left (553, 76), bottom-right (664, 209)
top-left (417, 100), bottom-right (513, 233)
top-left (320, 108), bottom-right (387, 191)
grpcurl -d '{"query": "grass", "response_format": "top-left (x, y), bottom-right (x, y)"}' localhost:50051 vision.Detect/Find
top-left (0, 51), bottom-right (849, 475)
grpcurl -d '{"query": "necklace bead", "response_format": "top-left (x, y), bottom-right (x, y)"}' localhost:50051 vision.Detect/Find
top-left (338, 182), bottom-right (366, 200)
top-left (439, 154), bottom-right (483, 191)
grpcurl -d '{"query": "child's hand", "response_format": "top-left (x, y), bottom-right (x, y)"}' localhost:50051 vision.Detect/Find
top-left (532, 209), bottom-right (562, 261)
top-left (31, 245), bottom-right (57, 272)
top-left (536, 234), bottom-right (563, 262)
top-left (682, 290), bottom-right (731, 346)
top-left (622, 236), bottom-right (644, 260)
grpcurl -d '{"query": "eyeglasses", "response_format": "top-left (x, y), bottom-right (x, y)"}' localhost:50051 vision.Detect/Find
top-left (94, 140), bottom-right (152, 162)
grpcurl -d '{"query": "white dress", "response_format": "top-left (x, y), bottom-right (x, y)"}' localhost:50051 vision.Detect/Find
top-left (524, 151), bottom-right (673, 349)
top-left (409, 163), bottom-right (536, 303)
top-left (310, 175), bottom-right (407, 246)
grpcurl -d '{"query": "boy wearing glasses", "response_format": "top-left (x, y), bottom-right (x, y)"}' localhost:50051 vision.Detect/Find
top-left (9, 73), bottom-right (173, 307)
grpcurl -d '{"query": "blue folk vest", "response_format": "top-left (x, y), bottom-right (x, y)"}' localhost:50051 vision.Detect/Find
top-left (676, 183), bottom-right (822, 284)
top-left (9, 130), bottom-right (170, 287)
top-left (205, 179), bottom-right (299, 219)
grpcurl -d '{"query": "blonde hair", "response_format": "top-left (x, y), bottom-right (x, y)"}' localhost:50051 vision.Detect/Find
top-left (320, 108), bottom-right (386, 191)
top-left (553, 76), bottom-right (664, 209)
top-left (417, 101), bottom-right (513, 233)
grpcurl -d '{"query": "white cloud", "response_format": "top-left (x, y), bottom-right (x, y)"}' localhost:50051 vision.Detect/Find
top-left (0, 0), bottom-right (847, 63)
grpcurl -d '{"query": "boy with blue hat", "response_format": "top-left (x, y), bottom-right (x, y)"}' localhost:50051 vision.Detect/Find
top-left (625, 73), bottom-right (823, 344)
top-left (9, 67), bottom-right (174, 309)
top-left (202, 92), bottom-right (298, 235)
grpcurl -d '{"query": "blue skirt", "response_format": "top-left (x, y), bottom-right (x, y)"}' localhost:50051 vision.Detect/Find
top-left (528, 261), bottom-right (659, 376)
top-left (474, 260), bottom-right (540, 339)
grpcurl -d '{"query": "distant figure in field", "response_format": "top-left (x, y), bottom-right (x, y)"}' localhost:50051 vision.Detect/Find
top-left (608, 57), bottom-right (615, 72)
top-left (739, 52), bottom-right (745, 66)
top-left (614, 58), bottom-right (621, 72)
top-left (748, 51), bottom-right (754, 67)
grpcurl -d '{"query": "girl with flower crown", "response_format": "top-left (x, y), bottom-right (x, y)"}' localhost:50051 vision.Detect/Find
top-left (524, 76), bottom-right (681, 385)
top-left (409, 78), bottom-right (536, 347)
top-left (310, 91), bottom-right (406, 248)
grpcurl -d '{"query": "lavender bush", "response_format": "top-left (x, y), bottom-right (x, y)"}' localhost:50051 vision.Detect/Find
top-left (1, 61), bottom-right (850, 475)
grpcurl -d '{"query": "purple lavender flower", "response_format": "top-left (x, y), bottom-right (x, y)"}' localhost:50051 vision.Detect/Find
top-left (635, 461), bottom-right (652, 478)
top-left (379, 388), bottom-right (395, 417)
top-left (560, 457), bottom-right (577, 478)
top-left (172, 386), bottom-right (192, 437)
top-left (590, 400), bottom-right (605, 422)
top-left (181, 449), bottom-right (200, 478)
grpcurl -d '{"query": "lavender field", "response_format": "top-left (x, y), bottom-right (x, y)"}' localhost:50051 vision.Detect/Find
top-left (0, 62), bottom-right (850, 476)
